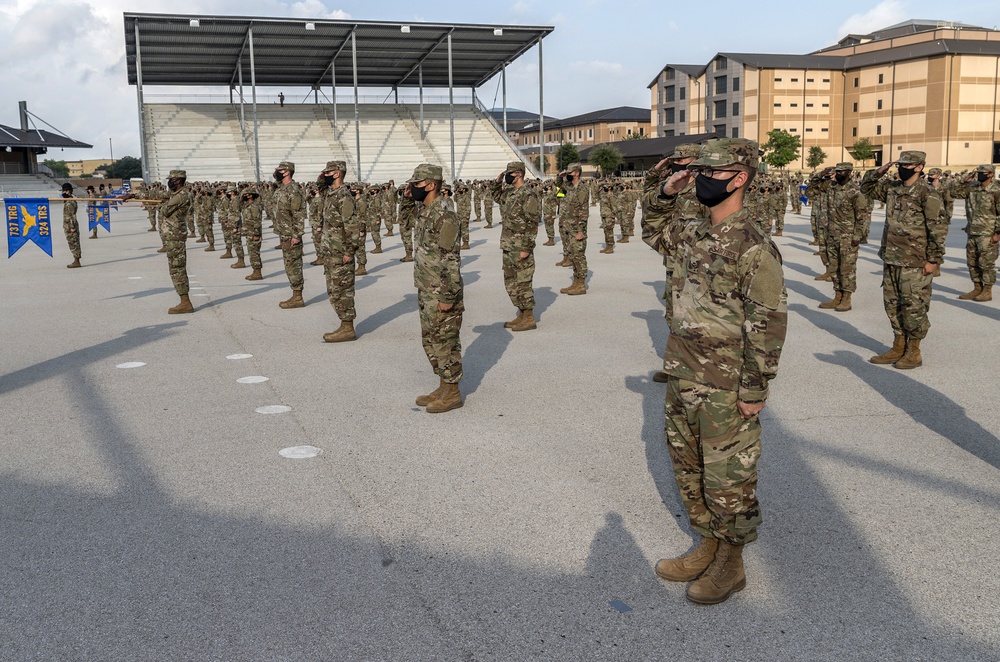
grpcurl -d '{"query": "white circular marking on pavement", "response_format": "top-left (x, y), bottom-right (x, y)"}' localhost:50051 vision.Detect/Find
top-left (127, 276), bottom-right (143, 280)
top-left (279, 445), bottom-right (321, 459)
top-left (116, 362), bottom-right (146, 369)
top-left (227, 354), bottom-right (253, 360)
top-left (192, 294), bottom-right (210, 297)
top-left (256, 405), bottom-right (291, 415)
top-left (237, 376), bottom-right (269, 384)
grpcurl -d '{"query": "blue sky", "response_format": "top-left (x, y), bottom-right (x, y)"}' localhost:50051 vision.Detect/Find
top-left (3, 0), bottom-right (999, 162)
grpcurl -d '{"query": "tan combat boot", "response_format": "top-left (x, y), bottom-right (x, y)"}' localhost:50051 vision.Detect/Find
top-left (323, 320), bottom-right (356, 343)
top-left (543, 238), bottom-right (555, 246)
top-left (371, 247), bottom-right (382, 254)
top-left (220, 249), bottom-right (233, 259)
top-left (870, 335), bottom-right (906, 364)
top-left (893, 337), bottom-right (922, 370)
top-left (652, 371), bottom-right (669, 383)
top-left (808, 239), bottom-right (818, 246)
top-left (196, 236), bottom-right (206, 243)
top-left (958, 283), bottom-right (983, 300)
top-left (230, 258), bottom-right (246, 269)
top-left (504, 310), bottom-right (524, 329)
top-left (278, 290), bottom-right (304, 309)
top-left (416, 378), bottom-right (447, 407)
top-left (619, 235), bottom-right (630, 243)
top-left (556, 256), bottom-right (571, 267)
top-left (427, 382), bottom-right (463, 413)
top-left (600, 245), bottom-right (614, 254)
top-left (973, 285), bottom-right (993, 302)
top-left (561, 278), bottom-right (587, 295)
top-left (384, 229), bottom-right (394, 237)
top-left (655, 537), bottom-right (719, 582)
top-left (774, 230), bottom-right (783, 236)
top-left (90, 229), bottom-right (98, 239)
top-left (168, 294), bottom-right (194, 315)
top-left (510, 309), bottom-right (536, 332)
top-left (355, 265), bottom-right (367, 276)
top-left (245, 268), bottom-right (263, 281)
top-left (461, 241), bottom-right (471, 250)
top-left (818, 291), bottom-right (843, 309)
top-left (686, 541), bottom-right (746, 605)
top-left (310, 257), bottom-right (323, 266)
top-left (66, 258), bottom-right (81, 269)
top-left (834, 292), bottom-right (852, 312)
top-left (156, 246), bottom-right (167, 253)
top-left (813, 268), bottom-right (832, 281)
top-left (399, 251), bottom-right (414, 263)
top-left (204, 244), bottom-right (216, 252)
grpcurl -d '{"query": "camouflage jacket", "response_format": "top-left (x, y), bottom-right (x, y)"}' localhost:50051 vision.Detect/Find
top-left (398, 195), bottom-right (418, 223)
top-left (809, 179), bottom-right (869, 240)
top-left (542, 189), bottom-right (558, 216)
top-left (491, 181), bottom-right (541, 253)
top-left (414, 196), bottom-right (463, 305)
top-left (273, 180), bottom-right (306, 238)
top-left (322, 185), bottom-right (361, 259)
top-left (156, 186), bottom-right (192, 238)
top-left (63, 199), bottom-right (78, 223)
top-left (805, 177), bottom-right (828, 223)
top-left (555, 176), bottom-right (589, 232)
top-left (861, 170), bottom-right (946, 266)
top-left (660, 207), bottom-right (787, 401)
top-left (308, 195), bottom-right (323, 231)
top-left (241, 199), bottom-right (262, 233)
top-left (950, 180), bottom-right (1000, 236)
top-left (642, 170), bottom-right (707, 271)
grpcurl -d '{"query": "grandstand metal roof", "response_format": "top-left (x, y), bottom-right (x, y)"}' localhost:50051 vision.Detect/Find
top-left (0, 124), bottom-right (91, 150)
top-left (124, 13), bottom-right (553, 89)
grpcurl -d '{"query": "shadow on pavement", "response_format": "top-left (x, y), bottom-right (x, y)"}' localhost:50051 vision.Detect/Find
top-left (461, 322), bottom-right (513, 396)
top-left (356, 293), bottom-right (417, 336)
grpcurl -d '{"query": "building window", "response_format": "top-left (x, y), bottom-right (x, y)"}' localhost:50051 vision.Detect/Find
top-left (715, 100), bottom-right (727, 118)
top-left (791, 78), bottom-right (799, 83)
top-left (665, 107), bottom-right (675, 124)
top-left (806, 103), bottom-right (813, 107)
top-left (588, 128), bottom-right (593, 138)
top-left (822, 78), bottom-right (830, 83)
top-left (822, 103), bottom-right (830, 108)
top-left (679, 109), bottom-right (686, 123)
top-left (854, 77), bottom-right (859, 87)
top-left (877, 99), bottom-right (883, 110)
top-left (731, 127), bottom-right (739, 138)
top-left (878, 73), bottom-right (884, 84)
top-left (665, 68), bottom-right (675, 80)
top-left (789, 127), bottom-right (798, 132)
top-left (853, 102), bottom-right (858, 112)
top-left (715, 76), bottom-right (727, 94)
top-left (639, 127), bottom-right (644, 136)
top-left (665, 129), bottom-right (675, 137)
top-left (852, 127), bottom-right (858, 137)
top-left (716, 56), bottom-right (727, 70)
top-left (578, 130), bottom-right (582, 139)
top-left (733, 77), bottom-right (740, 92)
top-left (876, 125), bottom-right (882, 135)
top-left (806, 128), bottom-right (813, 132)
top-left (774, 103), bottom-right (781, 107)
top-left (821, 128), bottom-right (829, 132)
top-left (790, 103), bottom-right (798, 107)
top-left (665, 85), bottom-right (675, 102)
top-left (775, 77), bottom-right (782, 82)
top-left (714, 124), bottom-right (726, 134)
top-left (732, 102), bottom-right (739, 117)
top-left (680, 87), bottom-right (686, 100)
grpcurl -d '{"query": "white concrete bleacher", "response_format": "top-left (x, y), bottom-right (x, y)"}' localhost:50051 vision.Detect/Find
top-left (142, 103), bottom-right (526, 183)
top-left (0, 174), bottom-right (66, 200)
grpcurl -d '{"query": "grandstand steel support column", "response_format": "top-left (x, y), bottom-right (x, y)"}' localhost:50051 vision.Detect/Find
top-left (331, 61), bottom-right (338, 141)
top-left (249, 27), bottom-right (261, 182)
top-left (502, 63), bottom-right (507, 134)
top-left (448, 33), bottom-right (455, 180)
top-left (133, 21), bottom-right (150, 182)
top-left (352, 32), bottom-right (361, 182)
top-left (238, 62), bottom-right (246, 141)
top-left (419, 65), bottom-right (425, 140)
top-left (538, 38), bottom-right (545, 175)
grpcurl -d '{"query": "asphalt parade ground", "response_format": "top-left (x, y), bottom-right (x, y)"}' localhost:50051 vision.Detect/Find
top-left (1, 200), bottom-right (998, 661)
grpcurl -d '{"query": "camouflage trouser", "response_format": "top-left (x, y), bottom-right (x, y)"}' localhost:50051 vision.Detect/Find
top-left (568, 230), bottom-right (588, 281)
top-left (502, 250), bottom-right (535, 310)
top-left (476, 196), bottom-right (484, 221)
top-left (367, 217), bottom-right (382, 249)
top-left (383, 208), bottom-right (393, 233)
top-left (665, 377), bottom-right (762, 545)
top-left (663, 268), bottom-right (673, 325)
top-left (460, 216), bottom-right (470, 245)
top-left (312, 225), bottom-right (324, 259)
top-left (600, 210), bottom-right (615, 247)
top-left (233, 225), bottom-right (245, 260)
top-left (356, 227), bottom-right (368, 266)
top-left (559, 216), bottom-right (571, 258)
top-left (164, 238), bottom-right (189, 296)
top-left (245, 224), bottom-right (262, 270)
top-left (280, 237), bottom-right (304, 289)
top-left (826, 235), bottom-right (859, 293)
top-left (63, 218), bottom-right (81, 260)
top-left (325, 257), bottom-right (356, 321)
top-left (186, 210), bottom-right (195, 235)
top-left (883, 265), bottom-right (932, 340)
top-left (861, 215), bottom-right (871, 242)
top-left (220, 217), bottom-right (234, 251)
top-left (204, 212), bottom-right (215, 246)
top-left (621, 203), bottom-right (635, 237)
top-left (483, 198), bottom-right (494, 225)
top-left (966, 235), bottom-right (999, 286)
top-left (810, 208), bottom-right (819, 244)
top-left (543, 211), bottom-right (556, 241)
top-left (417, 292), bottom-right (464, 384)
top-left (791, 195), bottom-right (801, 214)
top-left (147, 209), bottom-right (157, 229)
top-left (817, 223), bottom-right (829, 266)
top-left (774, 207), bottom-right (784, 233)
top-left (399, 216), bottom-right (414, 255)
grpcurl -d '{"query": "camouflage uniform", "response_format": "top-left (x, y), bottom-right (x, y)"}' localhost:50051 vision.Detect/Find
top-left (556, 165), bottom-right (589, 284)
top-left (201, 191), bottom-right (216, 249)
top-left (809, 164), bottom-right (869, 294)
top-left (309, 190), bottom-right (325, 263)
top-left (806, 174), bottom-right (832, 270)
top-left (598, 183), bottom-right (616, 250)
top-left (860, 152), bottom-right (946, 342)
top-left (398, 187), bottom-right (416, 259)
top-left (229, 192), bottom-right (245, 263)
top-left (491, 164), bottom-right (541, 311)
top-left (950, 166), bottom-right (1000, 289)
top-left (218, 191), bottom-right (235, 253)
top-left (62, 195), bottom-right (81, 261)
top-left (242, 193), bottom-right (263, 272)
top-left (482, 185), bottom-right (495, 227)
top-left (646, 139), bottom-right (787, 547)
top-left (413, 166), bottom-right (464, 384)
top-left (322, 176), bottom-right (362, 322)
top-left (152, 171), bottom-right (193, 297)
top-left (273, 163), bottom-right (306, 291)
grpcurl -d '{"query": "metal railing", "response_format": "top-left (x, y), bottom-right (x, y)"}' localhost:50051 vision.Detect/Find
top-left (471, 97), bottom-right (544, 180)
top-left (146, 93), bottom-right (475, 106)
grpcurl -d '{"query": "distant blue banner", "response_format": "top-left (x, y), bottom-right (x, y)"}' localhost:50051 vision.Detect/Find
top-left (104, 194), bottom-right (120, 211)
top-left (88, 201), bottom-right (111, 233)
top-left (6, 198), bottom-right (53, 258)
top-left (799, 184), bottom-right (808, 204)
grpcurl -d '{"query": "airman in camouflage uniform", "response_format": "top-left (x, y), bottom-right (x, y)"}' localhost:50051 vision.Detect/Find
top-left (950, 164), bottom-right (1000, 301)
top-left (555, 163), bottom-right (589, 295)
top-left (308, 187), bottom-right (325, 266)
top-left (806, 172), bottom-right (833, 280)
top-left (598, 181), bottom-right (617, 254)
top-left (491, 161), bottom-right (541, 331)
top-left (861, 151), bottom-right (946, 369)
top-left (217, 189), bottom-right (236, 259)
top-left (455, 181), bottom-right (473, 250)
top-left (410, 164), bottom-right (465, 414)
top-left (61, 183), bottom-right (82, 268)
top-left (807, 163), bottom-right (869, 311)
top-left (241, 189), bottom-right (264, 281)
top-left (317, 161), bottom-right (363, 343)
top-left (229, 188), bottom-right (247, 269)
top-left (148, 170), bottom-right (195, 314)
top-left (397, 185), bottom-right (416, 262)
top-left (541, 181), bottom-right (558, 246)
top-left (273, 161), bottom-right (307, 308)
top-left (645, 138), bottom-right (787, 606)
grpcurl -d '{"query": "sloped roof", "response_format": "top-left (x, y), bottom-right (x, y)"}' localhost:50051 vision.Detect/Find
top-left (578, 132), bottom-right (720, 161)
top-left (0, 124), bottom-right (92, 150)
top-left (124, 13), bottom-right (553, 89)
top-left (647, 64), bottom-right (704, 88)
top-left (545, 106), bottom-right (650, 129)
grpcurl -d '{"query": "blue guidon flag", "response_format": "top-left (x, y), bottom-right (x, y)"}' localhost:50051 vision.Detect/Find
top-left (6, 197), bottom-right (52, 258)
top-left (88, 201), bottom-right (111, 233)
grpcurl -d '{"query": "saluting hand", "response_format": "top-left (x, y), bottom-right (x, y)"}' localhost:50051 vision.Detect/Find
top-left (662, 169), bottom-right (693, 196)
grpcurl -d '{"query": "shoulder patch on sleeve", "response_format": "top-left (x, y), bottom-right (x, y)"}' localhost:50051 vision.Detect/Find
top-left (923, 191), bottom-right (942, 222)
top-left (438, 218), bottom-right (459, 250)
top-left (744, 247), bottom-right (784, 310)
top-left (524, 193), bottom-right (540, 217)
top-left (341, 195), bottom-right (355, 218)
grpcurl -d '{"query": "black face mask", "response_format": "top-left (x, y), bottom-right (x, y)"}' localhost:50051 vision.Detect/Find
top-left (669, 162), bottom-right (688, 175)
top-left (835, 172), bottom-right (850, 184)
top-left (321, 175), bottom-right (335, 186)
top-left (273, 170), bottom-right (284, 182)
top-left (897, 166), bottom-right (917, 181)
top-left (694, 173), bottom-right (738, 207)
top-left (62, 191), bottom-right (71, 198)
top-left (410, 184), bottom-right (430, 202)
top-left (977, 172), bottom-right (991, 183)
top-left (504, 173), bottom-right (516, 185)
top-left (168, 179), bottom-right (184, 192)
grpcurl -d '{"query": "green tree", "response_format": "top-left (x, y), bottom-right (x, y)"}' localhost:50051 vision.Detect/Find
top-left (623, 132), bottom-right (647, 141)
top-left (761, 129), bottom-right (801, 171)
top-left (850, 138), bottom-right (875, 169)
top-left (806, 145), bottom-right (827, 170)
top-left (555, 141), bottom-right (580, 172)
top-left (95, 156), bottom-right (143, 180)
top-left (532, 155), bottom-right (544, 173)
top-left (587, 144), bottom-right (624, 176)
top-left (42, 159), bottom-right (70, 177)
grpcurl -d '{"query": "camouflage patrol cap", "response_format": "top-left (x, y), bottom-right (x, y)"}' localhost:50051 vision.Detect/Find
top-left (896, 151), bottom-right (926, 165)
top-left (506, 161), bottom-right (526, 173)
top-left (408, 163), bottom-right (443, 182)
top-left (834, 162), bottom-right (854, 171)
top-left (61, 182), bottom-right (73, 191)
top-left (324, 160), bottom-right (347, 173)
top-left (168, 169), bottom-right (187, 179)
top-left (975, 164), bottom-right (995, 174)
top-left (691, 138), bottom-right (759, 169)
top-left (927, 168), bottom-right (943, 176)
top-left (441, 183), bottom-right (453, 194)
top-left (670, 143), bottom-right (701, 160)
top-left (566, 162), bottom-right (582, 173)
top-left (276, 161), bottom-right (295, 172)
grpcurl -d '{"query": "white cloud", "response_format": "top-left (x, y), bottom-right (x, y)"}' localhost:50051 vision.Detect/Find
top-left (836, 0), bottom-right (907, 39)
top-left (289, 0), bottom-right (350, 19)
top-left (512, 0), bottom-right (532, 14)
top-left (569, 60), bottom-right (624, 75)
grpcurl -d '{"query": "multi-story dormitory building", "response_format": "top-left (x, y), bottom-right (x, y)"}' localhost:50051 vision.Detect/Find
top-left (649, 19), bottom-right (1000, 169)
